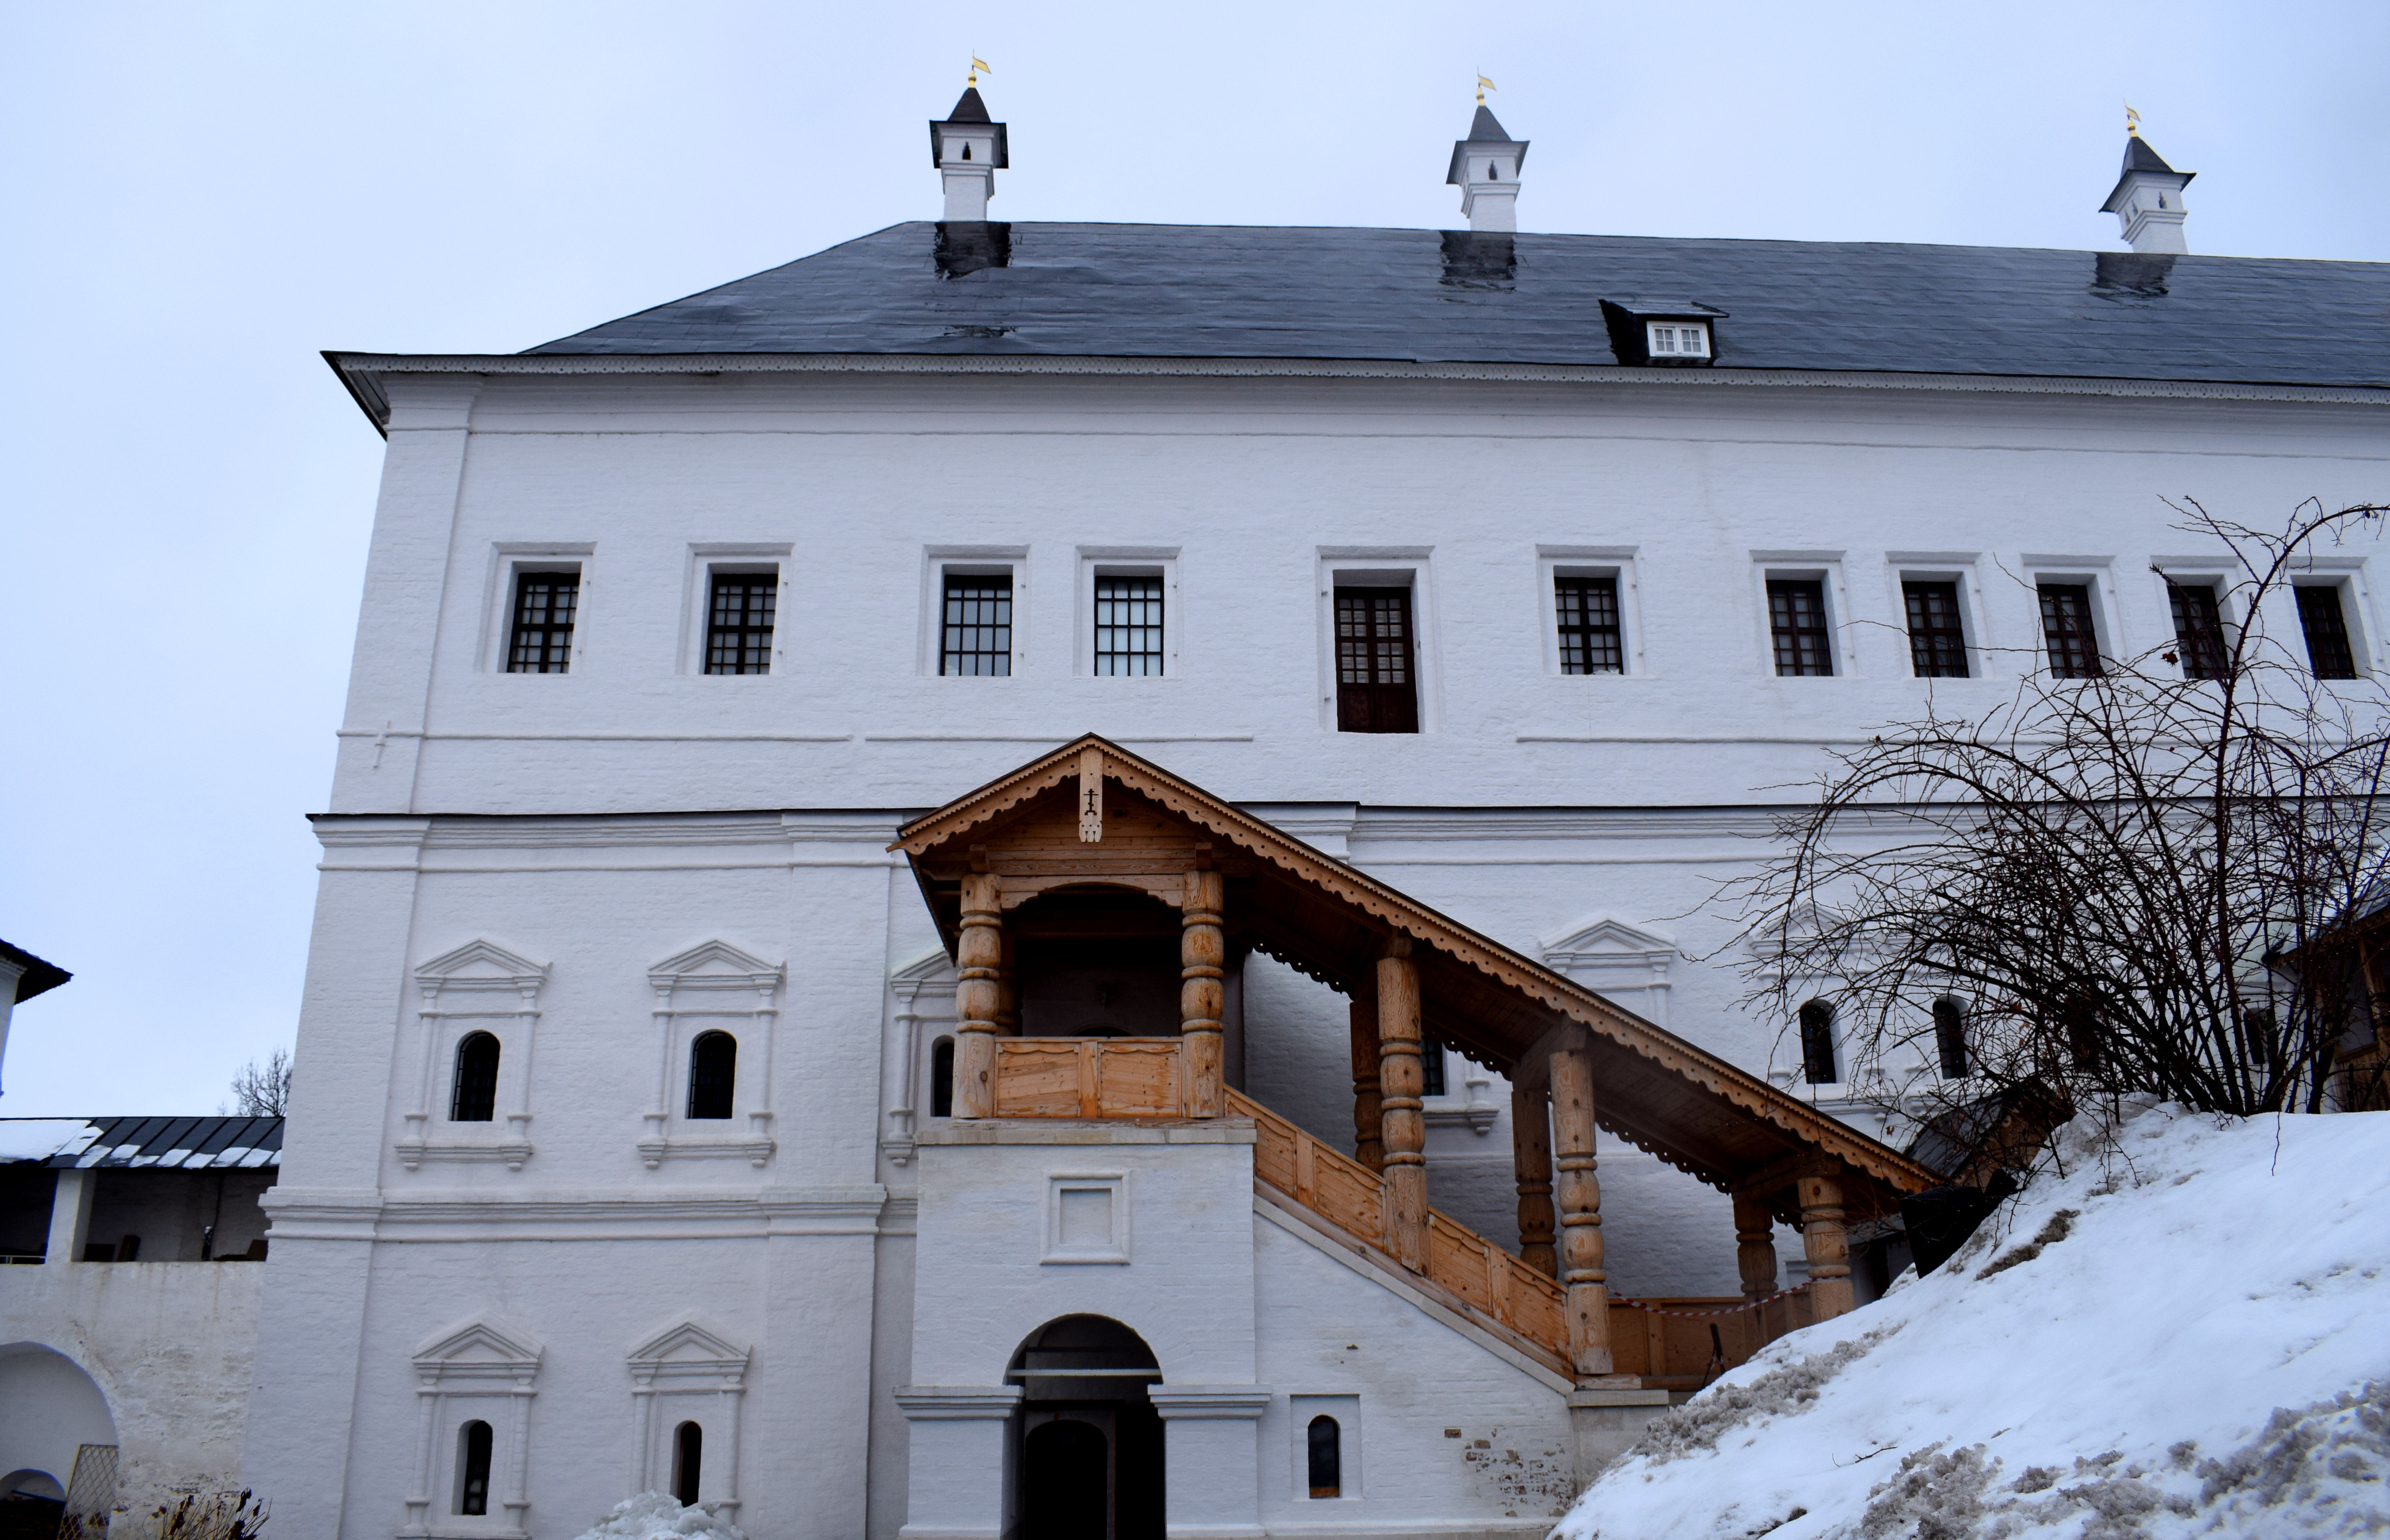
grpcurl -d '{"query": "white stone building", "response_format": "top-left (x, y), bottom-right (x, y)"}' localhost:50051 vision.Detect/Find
top-left (209, 89), bottom-right (2390, 1540)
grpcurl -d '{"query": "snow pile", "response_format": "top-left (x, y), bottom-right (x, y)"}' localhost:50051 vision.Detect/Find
top-left (569, 1493), bottom-right (747, 1540)
top-left (1558, 1105), bottom-right (2390, 1539)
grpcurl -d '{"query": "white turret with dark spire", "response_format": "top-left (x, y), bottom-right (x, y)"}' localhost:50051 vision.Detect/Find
top-left (1446, 102), bottom-right (1528, 233)
top-left (2100, 125), bottom-right (2195, 254)
top-left (929, 79), bottom-right (1008, 221)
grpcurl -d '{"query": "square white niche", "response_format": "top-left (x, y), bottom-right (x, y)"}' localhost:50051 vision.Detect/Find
top-left (1043, 1173), bottom-right (1130, 1264)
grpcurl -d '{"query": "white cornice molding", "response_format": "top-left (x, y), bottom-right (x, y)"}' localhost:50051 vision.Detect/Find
top-left (327, 351), bottom-right (2390, 434)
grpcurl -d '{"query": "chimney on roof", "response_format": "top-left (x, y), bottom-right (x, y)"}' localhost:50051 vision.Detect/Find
top-left (2099, 125), bottom-right (2194, 254)
top-left (1447, 103), bottom-right (1528, 233)
top-left (929, 83), bottom-right (1009, 222)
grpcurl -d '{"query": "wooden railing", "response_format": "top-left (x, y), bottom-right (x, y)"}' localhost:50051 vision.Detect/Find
top-left (1231, 1089), bottom-right (1570, 1363)
top-left (991, 1037), bottom-right (1188, 1118)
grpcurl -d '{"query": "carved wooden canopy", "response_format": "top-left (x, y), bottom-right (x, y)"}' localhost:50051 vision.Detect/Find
top-left (893, 735), bottom-right (1937, 1220)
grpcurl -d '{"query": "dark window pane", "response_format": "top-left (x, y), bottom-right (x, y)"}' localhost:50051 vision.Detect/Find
top-left (1420, 1042), bottom-right (1446, 1097)
top-left (688, 1031), bottom-right (737, 1120)
top-left (451, 1032), bottom-right (499, 1122)
top-left (506, 572), bottom-right (578, 674)
top-left (705, 573), bottom-right (777, 675)
top-left (931, 1038), bottom-right (954, 1118)
top-left (1768, 581), bottom-right (1834, 676)
top-left (1933, 999), bottom-right (1968, 1079)
top-left (1307, 1416), bottom-right (1342, 1498)
top-left (1555, 576), bottom-right (1624, 674)
top-left (2038, 584), bottom-right (2103, 678)
top-left (1094, 575), bottom-right (1164, 676)
top-left (1799, 1000), bottom-right (1837, 1083)
top-left (941, 574), bottom-right (1013, 676)
top-left (2296, 585), bottom-right (2359, 679)
top-left (2168, 583), bottom-right (2229, 680)
top-left (1334, 587), bottom-right (1419, 733)
top-left (458, 1421), bottom-right (493, 1516)
top-left (1902, 582), bottom-right (1969, 678)
top-left (673, 1422), bottom-right (703, 1507)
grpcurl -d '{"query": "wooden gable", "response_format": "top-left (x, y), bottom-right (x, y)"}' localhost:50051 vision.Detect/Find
top-left (895, 735), bottom-right (1937, 1221)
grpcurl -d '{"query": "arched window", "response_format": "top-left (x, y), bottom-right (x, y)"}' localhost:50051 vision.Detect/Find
top-left (688, 1031), bottom-right (737, 1120)
top-left (672, 1420), bottom-right (702, 1507)
top-left (455, 1420), bottom-right (492, 1515)
top-left (1799, 1001), bottom-right (1838, 1084)
top-left (451, 1032), bottom-right (499, 1122)
top-left (1933, 999), bottom-right (1968, 1079)
top-left (1307, 1415), bottom-right (1341, 1498)
top-left (930, 1037), bottom-right (955, 1119)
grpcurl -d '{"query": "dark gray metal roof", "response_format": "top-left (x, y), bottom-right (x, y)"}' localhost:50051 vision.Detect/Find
top-left (523, 221), bottom-right (2390, 388)
top-left (0, 1116), bottom-right (282, 1169)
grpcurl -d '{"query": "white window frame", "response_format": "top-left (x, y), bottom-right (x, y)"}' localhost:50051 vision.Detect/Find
top-left (1645, 321), bottom-right (1710, 358)
top-left (405, 1320), bottom-right (542, 1540)
top-left (2285, 559), bottom-right (2379, 679)
top-left (628, 1321), bottom-right (751, 1521)
top-left (480, 544), bottom-right (595, 674)
top-left (1316, 548), bottom-right (1438, 733)
top-left (2021, 557), bottom-right (2120, 678)
top-left (1886, 555), bottom-right (1990, 680)
top-left (1287, 1393), bottom-right (1363, 1500)
top-left (921, 547), bottom-right (1029, 678)
top-left (2150, 558), bottom-right (2245, 680)
top-left (1043, 1172), bottom-right (1131, 1264)
top-left (1538, 548), bottom-right (1644, 677)
top-left (681, 544), bottom-right (791, 677)
top-left (638, 941), bottom-right (784, 1170)
top-left (398, 940), bottom-right (547, 1174)
top-left (1076, 547), bottom-right (1180, 678)
top-left (1751, 553), bottom-right (1854, 678)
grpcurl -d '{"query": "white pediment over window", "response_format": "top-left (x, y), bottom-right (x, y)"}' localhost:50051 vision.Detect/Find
top-left (414, 939), bottom-right (548, 1002)
top-left (890, 947), bottom-right (958, 1003)
top-left (649, 939), bottom-right (784, 995)
top-left (412, 1318), bottom-right (544, 1384)
top-left (1541, 915), bottom-right (1679, 1026)
top-left (627, 1320), bottom-right (752, 1390)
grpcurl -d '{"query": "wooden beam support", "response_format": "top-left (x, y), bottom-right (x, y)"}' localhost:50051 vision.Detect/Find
top-left (1180, 868), bottom-right (1226, 1118)
top-left (1376, 940), bottom-right (1427, 1272)
top-left (1732, 1191), bottom-right (1778, 1302)
top-left (1348, 997), bottom-right (1384, 1172)
top-left (1550, 1032), bottom-right (1613, 1376)
top-left (954, 872), bottom-right (1004, 1119)
top-left (1797, 1174), bottom-right (1854, 1321)
top-left (1511, 1079), bottom-right (1556, 1278)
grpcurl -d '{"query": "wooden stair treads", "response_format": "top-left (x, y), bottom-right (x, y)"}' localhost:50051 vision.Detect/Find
top-left (1228, 1089), bottom-right (1568, 1363)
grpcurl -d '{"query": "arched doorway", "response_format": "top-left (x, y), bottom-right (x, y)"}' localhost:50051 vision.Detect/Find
top-left (1009, 1315), bottom-right (1164, 1540)
top-left (0, 1345), bottom-right (114, 1537)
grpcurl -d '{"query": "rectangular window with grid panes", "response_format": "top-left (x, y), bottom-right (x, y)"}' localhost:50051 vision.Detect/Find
top-left (704, 572), bottom-right (776, 675)
top-left (1767, 580), bottom-right (1833, 676)
top-left (506, 571), bottom-right (578, 674)
top-left (1902, 581), bottom-right (1968, 677)
top-left (2296, 584), bottom-right (2359, 679)
top-left (2168, 582), bottom-right (2228, 680)
top-left (1334, 586), bottom-right (1418, 733)
top-left (1093, 575), bottom-right (1164, 675)
top-left (2038, 584), bottom-right (2103, 678)
top-left (941, 573), bottom-right (1013, 676)
top-left (1554, 576), bottom-right (1623, 674)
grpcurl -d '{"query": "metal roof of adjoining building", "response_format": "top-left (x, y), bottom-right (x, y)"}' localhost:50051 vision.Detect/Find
top-left (0, 1116), bottom-right (282, 1169)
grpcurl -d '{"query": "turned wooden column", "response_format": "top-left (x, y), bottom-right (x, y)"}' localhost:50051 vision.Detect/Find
top-left (1375, 940), bottom-right (1427, 1272)
top-left (1797, 1175), bottom-right (1854, 1321)
top-left (1180, 869), bottom-right (1226, 1118)
top-left (1348, 998), bottom-right (1384, 1172)
top-left (953, 872), bottom-right (1004, 1118)
top-left (1511, 1079), bottom-right (1556, 1279)
top-left (994, 928), bottom-right (1019, 1038)
top-left (1550, 1033), bottom-right (1613, 1376)
top-left (1733, 1192), bottom-right (1779, 1302)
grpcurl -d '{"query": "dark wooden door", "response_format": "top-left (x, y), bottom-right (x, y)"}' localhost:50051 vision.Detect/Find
top-left (1335, 587), bottom-right (1419, 733)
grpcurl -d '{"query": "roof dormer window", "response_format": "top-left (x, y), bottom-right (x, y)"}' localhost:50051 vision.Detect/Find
top-left (1647, 322), bottom-right (1709, 357)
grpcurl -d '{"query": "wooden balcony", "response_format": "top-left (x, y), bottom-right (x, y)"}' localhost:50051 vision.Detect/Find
top-left (991, 1037), bottom-right (1191, 1119)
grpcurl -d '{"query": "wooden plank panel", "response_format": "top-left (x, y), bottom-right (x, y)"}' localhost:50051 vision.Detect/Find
top-left (1605, 1304), bottom-right (1652, 1376)
top-left (1310, 1151), bottom-right (1382, 1240)
top-left (1509, 1272), bottom-right (1565, 1350)
top-left (994, 1041), bottom-right (1084, 1116)
top-left (1427, 1216), bottom-right (1497, 1316)
top-left (1095, 1040), bottom-right (1184, 1117)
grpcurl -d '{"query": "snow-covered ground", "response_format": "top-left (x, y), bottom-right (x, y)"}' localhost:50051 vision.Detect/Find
top-left (1558, 1104), bottom-right (2390, 1539)
top-left (568, 1493), bottom-right (747, 1539)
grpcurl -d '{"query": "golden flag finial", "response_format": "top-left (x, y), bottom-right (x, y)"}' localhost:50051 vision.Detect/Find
top-left (969, 55), bottom-right (991, 87)
top-left (1475, 72), bottom-right (1496, 105)
top-left (2125, 102), bottom-right (2142, 138)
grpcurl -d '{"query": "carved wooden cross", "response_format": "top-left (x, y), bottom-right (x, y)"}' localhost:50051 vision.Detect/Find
top-left (1077, 746), bottom-right (1103, 843)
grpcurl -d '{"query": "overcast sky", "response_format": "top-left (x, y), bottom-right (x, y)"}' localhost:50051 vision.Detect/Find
top-left (2, 0), bottom-right (2384, 1117)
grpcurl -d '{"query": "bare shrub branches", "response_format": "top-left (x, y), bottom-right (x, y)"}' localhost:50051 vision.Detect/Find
top-left (1732, 500), bottom-right (2390, 1149)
